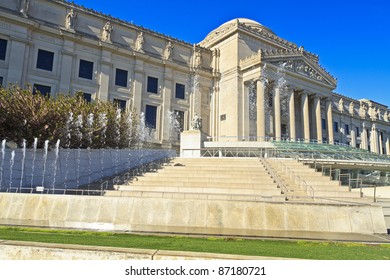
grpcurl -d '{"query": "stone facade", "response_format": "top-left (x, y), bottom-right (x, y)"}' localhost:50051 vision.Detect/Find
top-left (0, 1), bottom-right (389, 153)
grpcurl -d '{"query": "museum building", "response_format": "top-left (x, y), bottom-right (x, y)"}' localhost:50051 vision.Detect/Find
top-left (0, 0), bottom-right (389, 154)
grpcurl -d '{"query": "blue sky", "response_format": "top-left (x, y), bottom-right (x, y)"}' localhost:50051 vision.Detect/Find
top-left (72, 0), bottom-right (390, 107)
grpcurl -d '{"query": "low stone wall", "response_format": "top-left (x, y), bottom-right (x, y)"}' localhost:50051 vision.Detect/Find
top-left (0, 148), bottom-right (176, 190)
top-left (0, 193), bottom-right (386, 234)
top-left (0, 240), bottom-right (286, 260)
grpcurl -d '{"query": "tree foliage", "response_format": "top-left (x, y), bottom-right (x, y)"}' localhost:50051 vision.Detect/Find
top-left (0, 85), bottom-right (139, 148)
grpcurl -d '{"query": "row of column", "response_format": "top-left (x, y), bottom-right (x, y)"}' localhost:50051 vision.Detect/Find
top-left (256, 80), bottom-right (334, 143)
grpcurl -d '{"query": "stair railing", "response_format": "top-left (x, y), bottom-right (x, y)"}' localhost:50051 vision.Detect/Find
top-left (278, 160), bottom-right (315, 199)
top-left (260, 158), bottom-right (288, 200)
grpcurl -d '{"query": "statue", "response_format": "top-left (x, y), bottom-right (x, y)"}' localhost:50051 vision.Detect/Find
top-left (65, 9), bottom-right (76, 30)
top-left (194, 50), bottom-right (202, 68)
top-left (359, 103), bottom-right (367, 118)
top-left (19, 0), bottom-right (29, 17)
top-left (369, 106), bottom-right (377, 120)
top-left (338, 98), bottom-right (344, 112)
top-left (384, 111), bottom-right (388, 122)
top-left (376, 108), bottom-right (381, 120)
top-left (101, 22), bottom-right (113, 42)
top-left (349, 102), bottom-right (354, 115)
top-left (191, 114), bottom-right (202, 130)
top-left (163, 41), bottom-right (173, 60)
top-left (135, 32), bottom-right (144, 52)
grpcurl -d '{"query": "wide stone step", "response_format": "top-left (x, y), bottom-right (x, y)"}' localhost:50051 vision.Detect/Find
top-left (126, 181), bottom-right (277, 189)
top-left (116, 185), bottom-right (282, 195)
top-left (134, 176), bottom-right (274, 184)
top-left (144, 172), bottom-right (271, 179)
top-left (158, 169), bottom-right (269, 176)
top-left (312, 190), bottom-right (361, 198)
top-left (162, 166), bottom-right (265, 172)
top-left (158, 167), bottom-right (267, 174)
top-left (105, 190), bottom-right (286, 202)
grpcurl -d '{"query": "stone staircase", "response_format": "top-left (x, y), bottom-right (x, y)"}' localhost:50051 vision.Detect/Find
top-left (105, 157), bottom-right (286, 201)
top-left (376, 198), bottom-right (390, 233)
top-left (265, 158), bottom-right (363, 201)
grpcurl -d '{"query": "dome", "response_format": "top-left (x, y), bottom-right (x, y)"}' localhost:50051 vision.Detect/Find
top-left (221, 18), bottom-right (275, 34)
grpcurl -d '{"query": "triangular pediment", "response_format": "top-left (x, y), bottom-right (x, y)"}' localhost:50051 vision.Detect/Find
top-left (262, 51), bottom-right (337, 88)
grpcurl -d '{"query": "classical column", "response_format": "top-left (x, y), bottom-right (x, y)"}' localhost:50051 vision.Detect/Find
top-left (98, 62), bottom-right (111, 101)
top-left (314, 96), bottom-right (322, 143)
top-left (288, 88), bottom-right (296, 141)
top-left (274, 86), bottom-right (281, 141)
top-left (132, 59), bottom-right (144, 112)
top-left (386, 133), bottom-right (390, 155)
top-left (161, 67), bottom-right (173, 143)
top-left (7, 39), bottom-right (28, 85)
top-left (256, 79), bottom-right (266, 141)
top-left (361, 125), bottom-right (368, 150)
top-left (379, 130), bottom-right (384, 154)
top-left (370, 125), bottom-right (379, 154)
top-left (301, 92), bottom-right (310, 142)
top-left (326, 99), bottom-right (334, 144)
top-left (350, 128), bottom-right (357, 147)
top-left (242, 82), bottom-right (250, 140)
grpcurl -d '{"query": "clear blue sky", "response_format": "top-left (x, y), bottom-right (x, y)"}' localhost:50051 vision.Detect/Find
top-left (72, 0), bottom-right (390, 107)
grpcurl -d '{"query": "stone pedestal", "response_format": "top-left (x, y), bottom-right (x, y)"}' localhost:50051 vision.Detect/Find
top-left (180, 130), bottom-right (203, 158)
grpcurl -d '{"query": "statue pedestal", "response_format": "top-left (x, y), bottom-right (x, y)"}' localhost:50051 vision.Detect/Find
top-left (180, 130), bottom-right (202, 158)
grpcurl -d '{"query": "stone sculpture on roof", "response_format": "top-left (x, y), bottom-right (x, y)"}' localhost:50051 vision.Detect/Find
top-left (19, 0), bottom-right (29, 17)
top-left (135, 32), bottom-right (144, 52)
top-left (101, 22), bottom-right (113, 42)
top-left (65, 9), bottom-right (76, 31)
top-left (163, 41), bottom-right (174, 61)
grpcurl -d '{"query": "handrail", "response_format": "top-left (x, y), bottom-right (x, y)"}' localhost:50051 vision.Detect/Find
top-left (278, 159), bottom-right (315, 199)
top-left (260, 158), bottom-right (288, 200)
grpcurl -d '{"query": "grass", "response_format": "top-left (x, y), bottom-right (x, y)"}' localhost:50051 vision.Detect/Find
top-left (0, 226), bottom-right (389, 260)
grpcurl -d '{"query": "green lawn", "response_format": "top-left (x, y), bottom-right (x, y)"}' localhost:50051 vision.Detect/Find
top-left (0, 226), bottom-right (389, 260)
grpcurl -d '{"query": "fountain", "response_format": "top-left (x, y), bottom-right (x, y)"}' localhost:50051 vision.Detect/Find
top-left (52, 140), bottom-right (60, 191)
top-left (9, 150), bottom-right (15, 190)
top-left (30, 138), bottom-right (38, 187)
top-left (19, 140), bottom-right (26, 189)
top-left (41, 140), bottom-right (49, 188)
top-left (167, 110), bottom-right (181, 141)
top-left (0, 139), bottom-right (6, 189)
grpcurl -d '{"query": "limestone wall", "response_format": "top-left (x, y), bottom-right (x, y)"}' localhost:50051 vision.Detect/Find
top-left (0, 241), bottom-right (287, 260)
top-left (0, 148), bottom-right (176, 190)
top-left (0, 193), bottom-right (386, 234)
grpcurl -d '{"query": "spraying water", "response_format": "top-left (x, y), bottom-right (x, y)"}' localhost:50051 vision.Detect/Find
top-left (41, 140), bottom-right (49, 187)
top-left (9, 150), bottom-right (15, 190)
top-left (52, 140), bottom-right (60, 191)
top-left (19, 140), bottom-right (26, 189)
top-left (30, 138), bottom-right (38, 187)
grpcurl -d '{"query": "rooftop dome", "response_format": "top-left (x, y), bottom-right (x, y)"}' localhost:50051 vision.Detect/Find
top-left (221, 18), bottom-right (275, 35)
top-left (202, 18), bottom-right (276, 43)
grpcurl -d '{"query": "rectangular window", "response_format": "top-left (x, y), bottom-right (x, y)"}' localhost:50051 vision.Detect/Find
top-left (147, 76), bottom-right (158, 94)
top-left (333, 121), bottom-right (338, 133)
top-left (83, 93), bottom-right (92, 103)
top-left (115, 68), bottom-right (128, 87)
top-left (145, 105), bottom-right (157, 129)
top-left (322, 119), bottom-right (326, 130)
top-left (356, 127), bottom-right (360, 137)
top-left (78, 59), bottom-right (94, 80)
top-left (175, 83), bottom-right (185, 99)
top-left (345, 124), bottom-right (349, 135)
top-left (0, 39), bottom-right (7, 60)
top-left (33, 84), bottom-right (51, 97)
top-left (0, 77), bottom-right (3, 86)
top-left (174, 110), bottom-right (185, 132)
top-left (113, 98), bottom-right (127, 111)
top-left (36, 49), bottom-right (54, 71)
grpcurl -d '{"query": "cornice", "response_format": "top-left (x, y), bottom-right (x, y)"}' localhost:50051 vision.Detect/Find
top-left (52, 0), bottom-right (196, 49)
